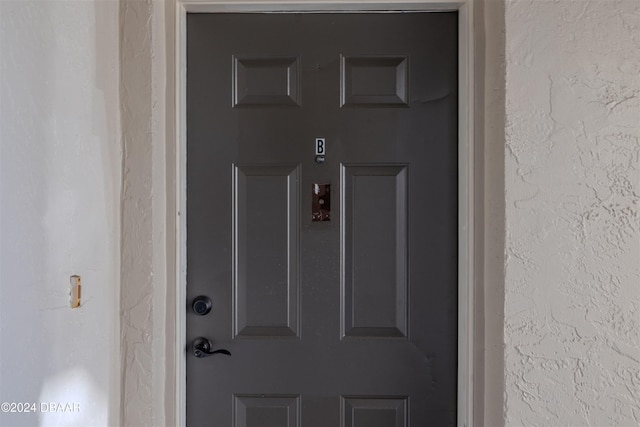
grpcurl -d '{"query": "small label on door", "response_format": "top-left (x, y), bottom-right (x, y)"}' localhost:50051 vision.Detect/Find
top-left (315, 138), bottom-right (326, 155)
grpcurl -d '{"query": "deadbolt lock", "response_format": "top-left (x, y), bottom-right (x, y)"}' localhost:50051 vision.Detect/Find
top-left (192, 295), bottom-right (212, 316)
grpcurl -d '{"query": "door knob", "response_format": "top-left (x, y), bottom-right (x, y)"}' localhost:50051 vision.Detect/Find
top-left (192, 337), bottom-right (231, 358)
top-left (192, 295), bottom-right (212, 315)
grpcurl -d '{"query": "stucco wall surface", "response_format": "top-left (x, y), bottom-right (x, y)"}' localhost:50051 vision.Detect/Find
top-left (0, 1), bottom-right (121, 426)
top-left (504, 0), bottom-right (640, 426)
top-left (119, 0), bottom-right (172, 425)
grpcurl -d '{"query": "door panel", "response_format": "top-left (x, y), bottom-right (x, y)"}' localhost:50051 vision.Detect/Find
top-left (234, 395), bottom-right (301, 427)
top-left (232, 164), bottom-right (301, 338)
top-left (340, 55), bottom-right (409, 106)
top-left (187, 13), bottom-right (458, 426)
top-left (341, 164), bottom-right (409, 338)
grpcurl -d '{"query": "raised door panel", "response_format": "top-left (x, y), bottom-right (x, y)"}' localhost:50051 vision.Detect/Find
top-left (341, 164), bottom-right (409, 338)
top-left (233, 55), bottom-right (301, 107)
top-left (233, 164), bottom-right (301, 337)
top-left (234, 395), bottom-right (300, 427)
top-left (341, 396), bottom-right (408, 427)
top-left (340, 55), bottom-right (409, 107)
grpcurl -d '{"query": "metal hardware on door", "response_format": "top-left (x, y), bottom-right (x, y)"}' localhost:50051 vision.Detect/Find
top-left (192, 295), bottom-right (212, 315)
top-left (192, 337), bottom-right (231, 358)
top-left (312, 183), bottom-right (331, 221)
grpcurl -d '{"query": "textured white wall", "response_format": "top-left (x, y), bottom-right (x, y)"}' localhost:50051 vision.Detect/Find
top-left (0, 1), bottom-right (121, 426)
top-left (504, 0), bottom-right (640, 426)
top-left (119, 0), bottom-right (172, 425)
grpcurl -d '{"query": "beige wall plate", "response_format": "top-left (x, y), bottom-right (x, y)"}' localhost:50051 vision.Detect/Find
top-left (70, 275), bottom-right (81, 308)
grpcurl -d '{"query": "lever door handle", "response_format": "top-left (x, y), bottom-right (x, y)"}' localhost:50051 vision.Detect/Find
top-left (192, 337), bottom-right (231, 358)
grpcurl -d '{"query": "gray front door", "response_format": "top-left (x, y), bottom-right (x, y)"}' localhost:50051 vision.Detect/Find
top-left (186, 13), bottom-right (458, 426)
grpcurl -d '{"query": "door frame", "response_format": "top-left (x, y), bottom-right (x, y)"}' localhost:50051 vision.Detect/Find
top-left (172, 1), bottom-right (478, 426)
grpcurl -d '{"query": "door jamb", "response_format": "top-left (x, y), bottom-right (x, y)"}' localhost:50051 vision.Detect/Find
top-left (171, 1), bottom-right (477, 426)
